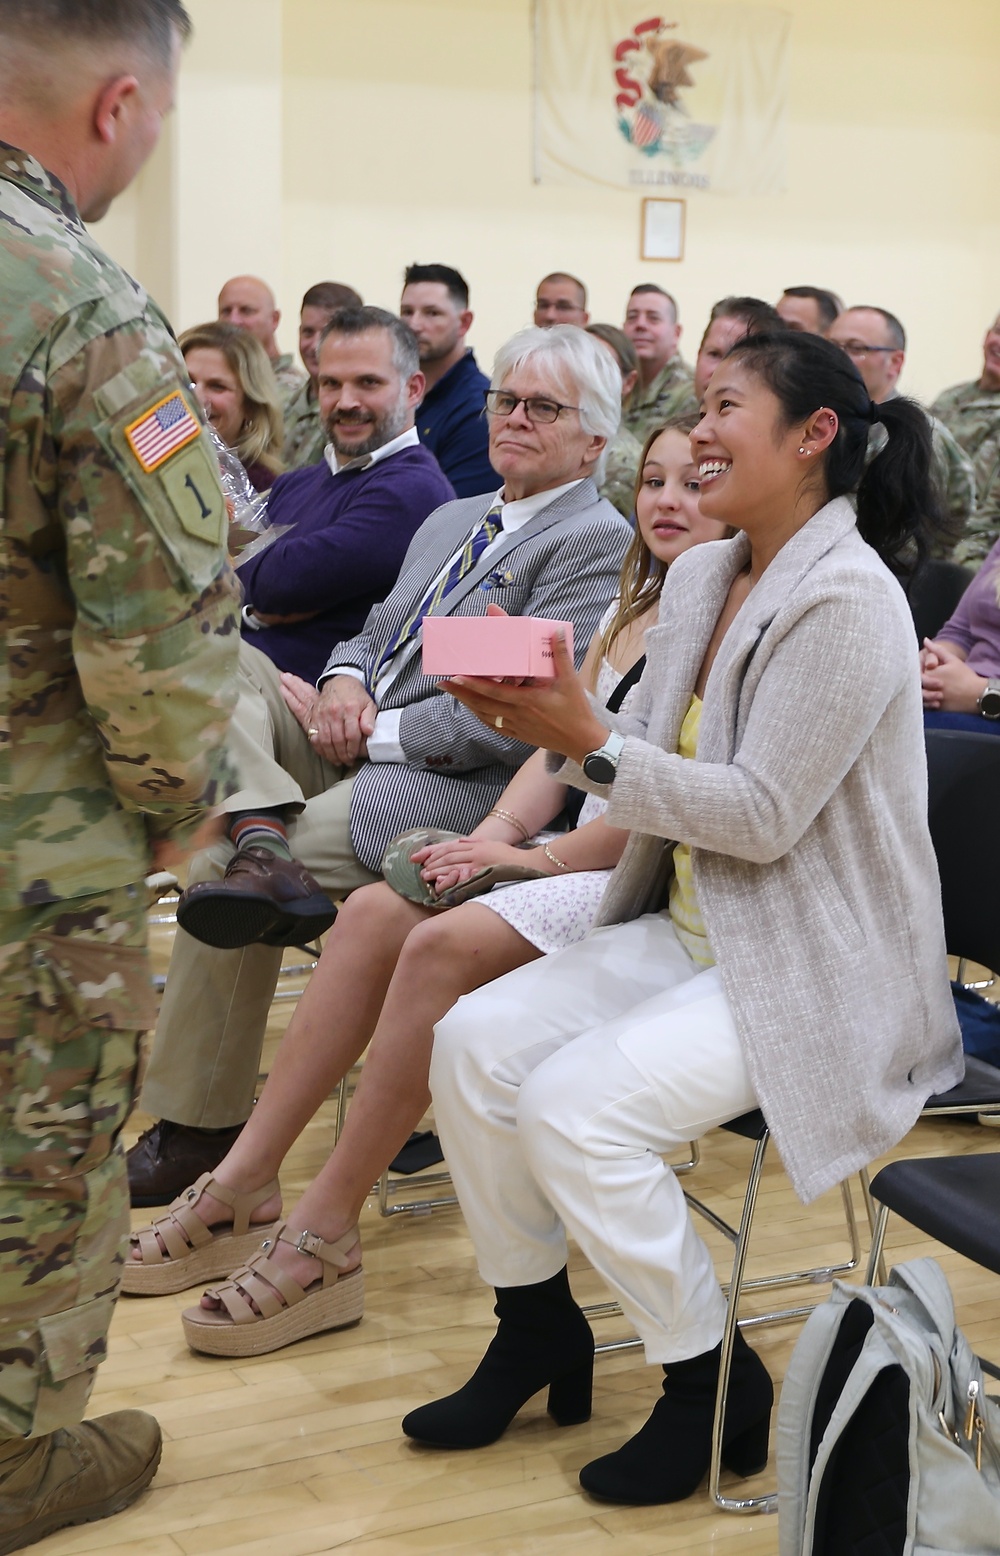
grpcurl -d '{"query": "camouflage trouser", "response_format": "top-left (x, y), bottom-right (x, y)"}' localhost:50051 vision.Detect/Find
top-left (0, 885), bottom-right (156, 1442)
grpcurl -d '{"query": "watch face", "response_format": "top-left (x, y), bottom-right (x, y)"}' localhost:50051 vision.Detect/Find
top-left (981, 688), bottom-right (1000, 719)
top-left (583, 752), bottom-right (617, 784)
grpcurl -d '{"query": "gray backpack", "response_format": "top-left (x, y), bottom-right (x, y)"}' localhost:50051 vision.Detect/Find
top-left (777, 1257), bottom-right (1000, 1555)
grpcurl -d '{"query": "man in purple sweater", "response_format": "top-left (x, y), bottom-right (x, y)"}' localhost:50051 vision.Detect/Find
top-left (236, 306), bottom-right (454, 685)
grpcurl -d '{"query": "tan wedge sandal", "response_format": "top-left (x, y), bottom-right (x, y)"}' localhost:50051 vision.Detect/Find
top-left (180, 1220), bottom-right (364, 1357)
top-left (122, 1173), bottom-right (280, 1297)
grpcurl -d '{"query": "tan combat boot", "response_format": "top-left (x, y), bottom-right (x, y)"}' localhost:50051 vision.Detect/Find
top-left (0, 1410), bottom-right (161, 1553)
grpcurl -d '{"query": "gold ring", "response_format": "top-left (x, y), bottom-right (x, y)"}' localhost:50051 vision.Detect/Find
top-left (494, 715), bottom-right (504, 730)
top-left (307, 727), bottom-right (319, 737)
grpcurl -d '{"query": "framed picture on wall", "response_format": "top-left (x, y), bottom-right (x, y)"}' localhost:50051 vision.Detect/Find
top-left (640, 198), bottom-right (685, 262)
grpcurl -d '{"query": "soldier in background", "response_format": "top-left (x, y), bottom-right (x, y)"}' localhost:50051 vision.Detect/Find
top-left (828, 306), bottom-right (977, 559)
top-left (932, 314), bottom-right (1000, 565)
top-left (776, 285), bottom-right (843, 336)
top-left (218, 273), bottom-right (305, 409)
top-left (0, 0), bottom-right (241, 1546)
top-left (282, 280), bottom-right (363, 469)
top-left (621, 284), bottom-right (696, 443)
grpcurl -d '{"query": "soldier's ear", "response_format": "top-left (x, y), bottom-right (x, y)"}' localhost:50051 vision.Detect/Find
top-left (93, 74), bottom-right (140, 146)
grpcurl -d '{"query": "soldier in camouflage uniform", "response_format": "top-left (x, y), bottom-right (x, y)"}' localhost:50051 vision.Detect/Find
top-left (0, 1), bottom-right (241, 1546)
top-left (283, 281), bottom-right (363, 469)
top-left (599, 424), bottom-right (644, 520)
top-left (932, 315), bottom-right (1000, 565)
top-left (622, 285), bottom-right (697, 444)
top-left (218, 274), bottom-right (306, 414)
top-left (828, 307), bottom-right (978, 560)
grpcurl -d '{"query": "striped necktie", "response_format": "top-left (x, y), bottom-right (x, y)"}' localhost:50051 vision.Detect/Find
top-left (370, 501), bottom-right (503, 683)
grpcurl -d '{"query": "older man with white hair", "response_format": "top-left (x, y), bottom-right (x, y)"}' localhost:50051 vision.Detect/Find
top-left (131, 325), bottom-right (633, 1202)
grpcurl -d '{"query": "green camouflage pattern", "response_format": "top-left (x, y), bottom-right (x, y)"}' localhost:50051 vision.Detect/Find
top-left (931, 379), bottom-right (1000, 565)
top-left (1, 143), bottom-right (242, 911)
top-left (599, 424), bottom-right (643, 519)
top-left (0, 885), bottom-right (154, 1439)
top-left (271, 350), bottom-right (308, 414)
top-left (282, 377), bottom-right (327, 468)
top-left (928, 415), bottom-right (977, 560)
top-left (623, 355), bottom-right (697, 445)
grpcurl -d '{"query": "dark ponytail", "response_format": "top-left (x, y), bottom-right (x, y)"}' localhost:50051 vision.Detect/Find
top-left (725, 332), bottom-right (944, 580)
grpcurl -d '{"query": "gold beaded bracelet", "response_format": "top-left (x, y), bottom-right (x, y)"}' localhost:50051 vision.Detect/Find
top-left (488, 806), bottom-right (530, 842)
top-left (541, 841), bottom-right (570, 872)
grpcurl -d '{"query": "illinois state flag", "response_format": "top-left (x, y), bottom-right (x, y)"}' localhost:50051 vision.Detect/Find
top-left (534, 2), bottom-right (790, 195)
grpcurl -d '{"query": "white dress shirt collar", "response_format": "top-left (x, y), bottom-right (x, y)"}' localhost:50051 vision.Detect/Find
top-left (488, 477), bottom-right (585, 533)
top-left (323, 423), bottom-right (420, 477)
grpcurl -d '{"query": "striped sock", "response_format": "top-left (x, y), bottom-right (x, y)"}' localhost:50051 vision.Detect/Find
top-left (228, 810), bottom-right (292, 861)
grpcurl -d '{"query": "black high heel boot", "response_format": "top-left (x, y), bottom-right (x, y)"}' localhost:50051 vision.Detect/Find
top-left (579, 1326), bottom-right (774, 1505)
top-left (401, 1268), bottom-right (595, 1449)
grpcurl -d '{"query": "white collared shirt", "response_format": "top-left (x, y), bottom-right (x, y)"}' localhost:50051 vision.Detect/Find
top-left (342, 477), bottom-right (585, 761)
top-left (322, 423), bottom-right (420, 477)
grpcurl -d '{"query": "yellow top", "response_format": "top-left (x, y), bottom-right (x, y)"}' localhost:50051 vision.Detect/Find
top-left (667, 695), bottom-right (715, 968)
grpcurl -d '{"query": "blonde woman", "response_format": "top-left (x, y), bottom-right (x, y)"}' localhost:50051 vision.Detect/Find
top-left (181, 320), bottom-right (284, 491)
top-left (124, 419), bottom-right (731, 1357)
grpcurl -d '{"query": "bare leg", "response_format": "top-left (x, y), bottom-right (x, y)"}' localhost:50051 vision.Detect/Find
top-left (130, 882), bottom-right (428, 1256)
top-left (202, 902), bottom-right (542, 1300)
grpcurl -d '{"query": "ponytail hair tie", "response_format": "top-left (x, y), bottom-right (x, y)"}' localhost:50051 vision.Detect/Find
top-left (868, 399), bottom-right (881, 425)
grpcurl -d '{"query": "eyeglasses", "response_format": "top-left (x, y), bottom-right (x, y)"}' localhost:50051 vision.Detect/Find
top-left (834, 340), bottom-right (897, 360)
top-left (484, 390), bottom-right (581, 424)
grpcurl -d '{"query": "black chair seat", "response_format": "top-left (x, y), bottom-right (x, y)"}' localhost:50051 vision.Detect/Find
top-left (721, 1109), bottom-right (767, 1142)
top-left (925, 1055), bottom-right (1000, 1110)
top-left (869, 1154), bottom-right (1000, 1276)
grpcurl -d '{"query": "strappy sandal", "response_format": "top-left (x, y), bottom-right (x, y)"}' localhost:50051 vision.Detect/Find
top-left (181, 1220), bottom-right (364, 1357)
top-left (121, 1173), bottom-right (280, 1298)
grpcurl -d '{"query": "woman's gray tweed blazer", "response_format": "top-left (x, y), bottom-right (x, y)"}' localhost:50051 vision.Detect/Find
top-left (553, 497), bottom-right (963, 1202)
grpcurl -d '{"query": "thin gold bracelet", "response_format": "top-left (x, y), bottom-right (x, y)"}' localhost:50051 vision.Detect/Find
top-left (541, 841), bottom-right (570, 872)
top-left (488, 806), bottom-right (530, 842)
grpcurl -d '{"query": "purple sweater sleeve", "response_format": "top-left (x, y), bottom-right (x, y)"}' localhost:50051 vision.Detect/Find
top-left (238, 453), bottom-right (453, 618)
top-left (936, 537), bottom-right (1000, 666)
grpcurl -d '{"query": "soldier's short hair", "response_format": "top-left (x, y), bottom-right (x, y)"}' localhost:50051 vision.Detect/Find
top-left (301, 281), bottom-right (363, 314)
top-left (403, 264), bottom-right (470, 310)
top-left (781, 286), bottom-right (843, 330)
top-left (537, 272), bottom-right (588, 309)
top-left (628, 284), bottom-right (679, 324)
top-left (849, 306), bottom-right (906, 352)
top-left (320, 306), bottom-right (420, 381)
top-left (0, 1), bottom-right (192, 64)
top-left (702, 296), bottom-right (784, 347)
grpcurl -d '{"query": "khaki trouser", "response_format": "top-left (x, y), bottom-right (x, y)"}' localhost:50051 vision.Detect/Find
top-left (0, 885), bottom-right (152, 1440)
top-left (140, 644), bottom-right (378, 1129)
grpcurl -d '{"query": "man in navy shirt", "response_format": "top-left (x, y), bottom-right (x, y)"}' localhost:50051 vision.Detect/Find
top-left (401, 263), bottom-right (497, 498)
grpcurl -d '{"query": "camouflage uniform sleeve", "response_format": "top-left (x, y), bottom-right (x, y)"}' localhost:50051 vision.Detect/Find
top-left (929, 418), bottom-right (977, 560)
top-left (47, 310), bottom-right (241, 843)
top-left (954, 437), bottom-right (1000, 566)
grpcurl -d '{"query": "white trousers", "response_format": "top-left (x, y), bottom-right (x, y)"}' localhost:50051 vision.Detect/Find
top-left (429, 914), bottom-right (758, 1364)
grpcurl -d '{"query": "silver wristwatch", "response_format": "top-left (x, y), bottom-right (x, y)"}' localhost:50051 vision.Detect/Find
top-left (977, 678), bottom-right (1000, 720)
top-left (582, 731), bottom-right (626, 785)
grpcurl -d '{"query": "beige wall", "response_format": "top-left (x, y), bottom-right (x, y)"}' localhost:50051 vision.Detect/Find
top-left (97, 0), bottom-right (1000, 403)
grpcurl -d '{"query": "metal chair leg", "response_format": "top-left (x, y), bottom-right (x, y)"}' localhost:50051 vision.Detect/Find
top-left (707, 1131), bottom-right (777, 1514)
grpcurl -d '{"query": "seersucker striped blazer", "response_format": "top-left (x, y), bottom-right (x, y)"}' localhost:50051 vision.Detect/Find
top-left (322, 480), bottom-right (631, 872)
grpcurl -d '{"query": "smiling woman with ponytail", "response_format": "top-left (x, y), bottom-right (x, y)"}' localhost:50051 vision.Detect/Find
top-left (407, 330), bottom-right (964, 1508)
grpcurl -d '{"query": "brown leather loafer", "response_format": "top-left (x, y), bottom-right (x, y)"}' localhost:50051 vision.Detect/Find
top-left (126, 1119), bottom-right (245, 1208)
top-left (0, 1410), bottom-right (161, 1554)
top-left (175, 846), bottom-right (337, 949)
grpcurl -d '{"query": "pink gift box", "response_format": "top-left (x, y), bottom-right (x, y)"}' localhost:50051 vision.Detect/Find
top-left (421, 615), bottom-right (574, 679)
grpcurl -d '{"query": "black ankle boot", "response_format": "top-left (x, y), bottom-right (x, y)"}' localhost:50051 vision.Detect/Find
top-left (401, 1268), bottom-right (594, 1449)
top-left (579, 1327), bottom-right (773, 1505)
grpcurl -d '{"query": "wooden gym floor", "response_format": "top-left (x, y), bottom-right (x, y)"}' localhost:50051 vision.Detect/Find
top-left (39, 921), bottom-right (1000, 1556)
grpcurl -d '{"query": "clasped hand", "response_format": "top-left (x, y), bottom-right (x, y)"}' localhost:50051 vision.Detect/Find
top-left (412, 836), bottom-right (543, 895)
top-left (280, 672), bottom-right (376, 765)
top-left (919, 637), bottom-right (986, 713)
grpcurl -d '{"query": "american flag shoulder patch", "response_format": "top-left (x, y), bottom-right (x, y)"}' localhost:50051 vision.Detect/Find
top-left (124, 391), bottom-right (201, 473)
